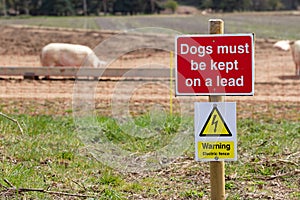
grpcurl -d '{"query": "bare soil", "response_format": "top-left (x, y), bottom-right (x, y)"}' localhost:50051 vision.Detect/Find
top-left (0, 25), bottom-right (299, 119)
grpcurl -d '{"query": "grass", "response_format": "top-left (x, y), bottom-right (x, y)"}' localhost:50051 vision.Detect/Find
top-left (0, 16), bottom-right (100, 30)
top-left (0, 108), bottom-right (299, 199)
top-left (0, 12), bottom-right (299, 39)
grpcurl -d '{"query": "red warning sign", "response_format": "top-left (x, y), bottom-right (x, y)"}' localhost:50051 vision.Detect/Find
top-left (175, 34), bottom-right (254, 96)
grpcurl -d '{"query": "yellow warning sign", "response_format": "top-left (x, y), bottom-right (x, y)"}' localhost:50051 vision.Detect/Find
top-left (199, 105), bottom-right (232, 137)
top-left (198, 141), bottom-right (235, 160)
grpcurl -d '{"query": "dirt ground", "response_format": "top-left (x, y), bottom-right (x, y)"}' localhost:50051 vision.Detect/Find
top-left (0, 25), bottom-right (299, 118)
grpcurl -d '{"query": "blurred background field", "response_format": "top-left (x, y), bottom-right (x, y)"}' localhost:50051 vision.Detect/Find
top-left (0, 11), bottom-right (299, 39)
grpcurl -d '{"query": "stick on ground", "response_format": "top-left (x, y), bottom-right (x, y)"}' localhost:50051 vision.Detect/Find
top-left (1, 178), bottom-right (96, 198)
top-left (0, 112), bottom-right (24, 134)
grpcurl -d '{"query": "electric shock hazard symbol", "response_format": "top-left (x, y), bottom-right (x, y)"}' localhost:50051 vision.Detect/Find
top-left (194, 102), bottom-right (237, 162)
top-left (199, 104), bottom-right (232, 137)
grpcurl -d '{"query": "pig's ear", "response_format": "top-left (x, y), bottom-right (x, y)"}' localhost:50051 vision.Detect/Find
top-left (273, 40), bottom-right (291, 51)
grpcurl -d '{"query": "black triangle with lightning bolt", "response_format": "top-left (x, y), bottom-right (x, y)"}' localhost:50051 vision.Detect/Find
top-left (199, 105), bottom-right (232, 137)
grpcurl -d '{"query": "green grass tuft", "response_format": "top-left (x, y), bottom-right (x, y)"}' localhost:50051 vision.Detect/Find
top-left (0, 111), bottom-right (298, 199)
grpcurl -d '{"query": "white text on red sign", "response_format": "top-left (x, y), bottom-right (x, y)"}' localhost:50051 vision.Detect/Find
top-left (175, 34), bottom-right (254, 95)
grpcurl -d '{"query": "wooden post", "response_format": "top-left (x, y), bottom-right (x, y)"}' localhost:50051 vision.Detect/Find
top-left (209, 19), bottom-right (225, 200)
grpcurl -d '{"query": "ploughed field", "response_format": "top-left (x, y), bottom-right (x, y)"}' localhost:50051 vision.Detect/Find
top-left (0, 25), bottom-right (299, 119)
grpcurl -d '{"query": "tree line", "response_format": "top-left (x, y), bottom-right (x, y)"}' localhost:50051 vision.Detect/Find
top-left (0, 0), bottom-right (299, 16)
top-left (179, 0), bottom-right (299, 12)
